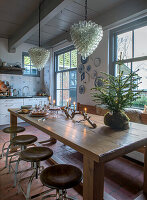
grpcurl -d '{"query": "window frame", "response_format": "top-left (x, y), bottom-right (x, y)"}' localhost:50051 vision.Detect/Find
top-left (109, 16), bottom-right (147, 76)
top-left (109, 17), bottom-right (147, 109)
top-left (54, 45), bottom-right (77, 106)
top-left (22, 52), bottom-right (40, 77)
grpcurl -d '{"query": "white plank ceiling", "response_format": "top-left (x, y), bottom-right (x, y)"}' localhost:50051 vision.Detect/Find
top-left (0, 0), bottom-right (127, 46)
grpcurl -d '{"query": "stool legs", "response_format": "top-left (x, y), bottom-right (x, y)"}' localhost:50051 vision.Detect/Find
top-left (26, 170), bottom-right (36, 200)
top-left (1, 141), bottom-right (10, 159)
top-left (17, 161), bottom-right (47, 200)
top-left (41, 189), bottom-right (77, 200)
top-left (5, 143), bottom-right (11, 168)
top-left (14, 158), bottom-right (20, 187)
top-left (57, 189), bottom-right (77, 200)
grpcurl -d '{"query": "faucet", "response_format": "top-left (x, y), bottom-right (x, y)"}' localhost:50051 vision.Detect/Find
top-left (22, 86), bottom-right (29, 96)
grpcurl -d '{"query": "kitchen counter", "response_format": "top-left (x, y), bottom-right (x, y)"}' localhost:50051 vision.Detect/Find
top-left (0, 96), bottom-right (49, 99)
top-left (0, 96), bottom-right (49, 125)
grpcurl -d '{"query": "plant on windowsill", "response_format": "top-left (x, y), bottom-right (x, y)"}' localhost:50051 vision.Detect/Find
top-left (91, 55), bottom-right (142, 130)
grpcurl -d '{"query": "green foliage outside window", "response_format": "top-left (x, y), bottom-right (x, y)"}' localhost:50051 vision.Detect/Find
top-left (132, 94), bottom-right (147, 108)
top-left (23, 53), bottom-right (38, 76)
top-left (91, 59), bottom-right (142, 112)
top-left (58, 49), bottom-right (77, 70)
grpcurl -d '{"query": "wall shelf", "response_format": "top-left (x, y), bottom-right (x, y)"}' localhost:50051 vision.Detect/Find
top-left (0, 67), bottom-right (25, 75)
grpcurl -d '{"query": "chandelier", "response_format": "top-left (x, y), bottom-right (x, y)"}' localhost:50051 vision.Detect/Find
top-left (70, 0), bottom-right (103, 59)
top-left (28, 3), bottom-right (50, 70)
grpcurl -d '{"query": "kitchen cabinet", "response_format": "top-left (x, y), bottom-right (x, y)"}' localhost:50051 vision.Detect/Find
top-left (0, 97), bottom-right (48, 125)
top-left (23, 97), bottom-right (48, 107)
top-left (0, 99), bottom-right (24, 125)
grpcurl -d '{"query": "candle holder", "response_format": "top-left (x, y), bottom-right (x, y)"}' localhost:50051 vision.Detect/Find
top-left (62, 107), bottom-right (97, 128)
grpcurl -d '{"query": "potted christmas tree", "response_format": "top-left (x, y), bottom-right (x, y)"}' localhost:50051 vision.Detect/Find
top-left (91, 56), bottom-right (142, 130)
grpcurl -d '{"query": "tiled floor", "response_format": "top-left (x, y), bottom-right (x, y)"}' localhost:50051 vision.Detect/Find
top-left (0, 124), bottom-right (145, 200)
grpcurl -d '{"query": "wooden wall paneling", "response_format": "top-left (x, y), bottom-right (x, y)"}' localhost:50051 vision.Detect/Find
top-left (77, 102), bottom-right (96, 114)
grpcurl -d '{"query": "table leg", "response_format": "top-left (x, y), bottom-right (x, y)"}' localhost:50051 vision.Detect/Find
top-left (143, 146), bottom-right (147, 194)
top-left (10, 113), bottom-right (17, 152)
top-left (83, 155), bottom-right (104, 200)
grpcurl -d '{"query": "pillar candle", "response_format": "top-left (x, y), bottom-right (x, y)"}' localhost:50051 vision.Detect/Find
top-left (73, 102), bottom-right (76, 111)
top-left (66, 99), bottom-right (69, 107)
top-left (49, 96), bottom-right (51, 104)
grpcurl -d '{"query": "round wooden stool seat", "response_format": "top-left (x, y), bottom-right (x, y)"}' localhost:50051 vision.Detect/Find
top-left (40, 164), bottom-right (82, 190)
top-left (19, 147), bottom-right (53, 162)
top-left (3, 126), bottom-right (25, 134)
top-left (12, 135), bottom-right (37, 146)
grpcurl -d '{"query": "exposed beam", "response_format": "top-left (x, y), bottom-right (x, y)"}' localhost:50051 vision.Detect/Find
top-left (8, 0), bottom-right (73, 52)
top-left (44, 31), bottom-right (71, 48)
top-left (44, 0), bottom-right (147, 48)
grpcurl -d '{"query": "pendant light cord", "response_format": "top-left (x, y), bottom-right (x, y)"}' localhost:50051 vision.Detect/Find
top-left (85, 0), bottom-right (87, 20)
top-left (39, 2), bottom-right (41, 47)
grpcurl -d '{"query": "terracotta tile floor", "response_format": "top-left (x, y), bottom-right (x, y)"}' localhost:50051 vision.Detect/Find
top-left (0, 124), bottom-right (145, 200)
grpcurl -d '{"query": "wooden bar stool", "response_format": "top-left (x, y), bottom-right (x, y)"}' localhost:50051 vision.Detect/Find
top-left (40, 164), bottom-right (83, 200)
top-left (16, 146), bottom-right (53, 200)
top-left (10, 134), bottom-right (37, 186)
top-left (1, 126), bottom-right (25, 167)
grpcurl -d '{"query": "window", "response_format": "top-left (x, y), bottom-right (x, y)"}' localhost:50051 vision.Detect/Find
top-left (22, 52), bottom-right (39, 76)
top-left (110, 17), bottom-right (147, 109)
top-left (55, 46), bottom-right (77, 106)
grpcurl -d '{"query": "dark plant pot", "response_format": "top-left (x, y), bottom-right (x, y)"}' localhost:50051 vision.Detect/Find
top-left (104, 111), bottom-right (129, 130)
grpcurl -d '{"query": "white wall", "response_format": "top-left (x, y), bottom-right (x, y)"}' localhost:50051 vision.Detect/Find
top-left (0, 38), bottom-right (42, 95)
top-left (77, 30), bottom-right (109, 105)
top-left (0, 38), bottom-right (35, 65)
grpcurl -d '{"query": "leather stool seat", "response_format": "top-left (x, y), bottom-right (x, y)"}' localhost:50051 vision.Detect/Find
top-left (12, 135), bottom-right (37, 146)
top-left (40, 164), bottom-right (82, 190)
top-left (3, 126), bottom-right (25, 134)
top-left (19, 147), bottom-right (53, 162)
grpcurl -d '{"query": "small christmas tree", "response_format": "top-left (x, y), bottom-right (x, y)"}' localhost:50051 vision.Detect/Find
top-left (91, 54), bottom-right (142, 129)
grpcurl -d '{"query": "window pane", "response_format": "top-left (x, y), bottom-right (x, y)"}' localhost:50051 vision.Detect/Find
top-left (133, 92), bottom-right (147, 109)
top-left (71, 49), bottom-right (77, 68)
top-left (31, 66), bottom-right (37, 75)
top-left (134, 26), bottom-right (147, 57)
top-left (70, 70), bottom-right (77, 88)
top-left (58, 54), bottom-right (64, 71)
top-left (117, 31), bottom-right (132, 60)
top-left (24, 56), bottom-right (30, 65)
top-left (63, 71), bottom-right (69, 89)
top-left (63, 90), bottom-right (69, 106)
top-left (132, 60), bottom-right (147, 90)
top-left (57, 90), bottom-right (62, 106)
top-left (115, 62), bottom-right (131, 76)
top-left (24, 65), bottom-right (31, 74)
top-left (57, 73), bottom-right (62, 89)
top-left (64, 52), bottom-right (70, 70)
top-left (69, 89), bottom-right (76, 104)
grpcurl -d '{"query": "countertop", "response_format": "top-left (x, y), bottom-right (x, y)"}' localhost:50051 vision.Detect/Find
top-left (0, 96), bottom-right (48, 99)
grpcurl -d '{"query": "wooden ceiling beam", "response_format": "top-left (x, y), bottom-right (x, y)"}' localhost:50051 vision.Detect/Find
top-left (43, 0), bottom-right (147, 49)
top-left (8, 0), bottom-right (73, 52)
top-left (43, 31), bottom-right (71, 48)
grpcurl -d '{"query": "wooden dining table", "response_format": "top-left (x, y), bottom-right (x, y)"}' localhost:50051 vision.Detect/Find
top-left (8, 108), bottom-right (147, 200)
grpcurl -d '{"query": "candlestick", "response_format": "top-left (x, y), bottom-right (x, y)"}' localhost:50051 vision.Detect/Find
top-left (73, 102), bottom-right (76, 111)
top-left (66, 99), bottom-right (69, 107)
top-left (53, 100), bottom-right (55, 106)
top-left (120, 52), bottom-right (122, 60)
top-left (49, 96), bottom-right (51, 104)
top-left (84, 107), bottom-right (87, 114)
top-left (144, 105), bottom-right (147, 113)
top-left (69, 97), bottom-right (71, 106)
